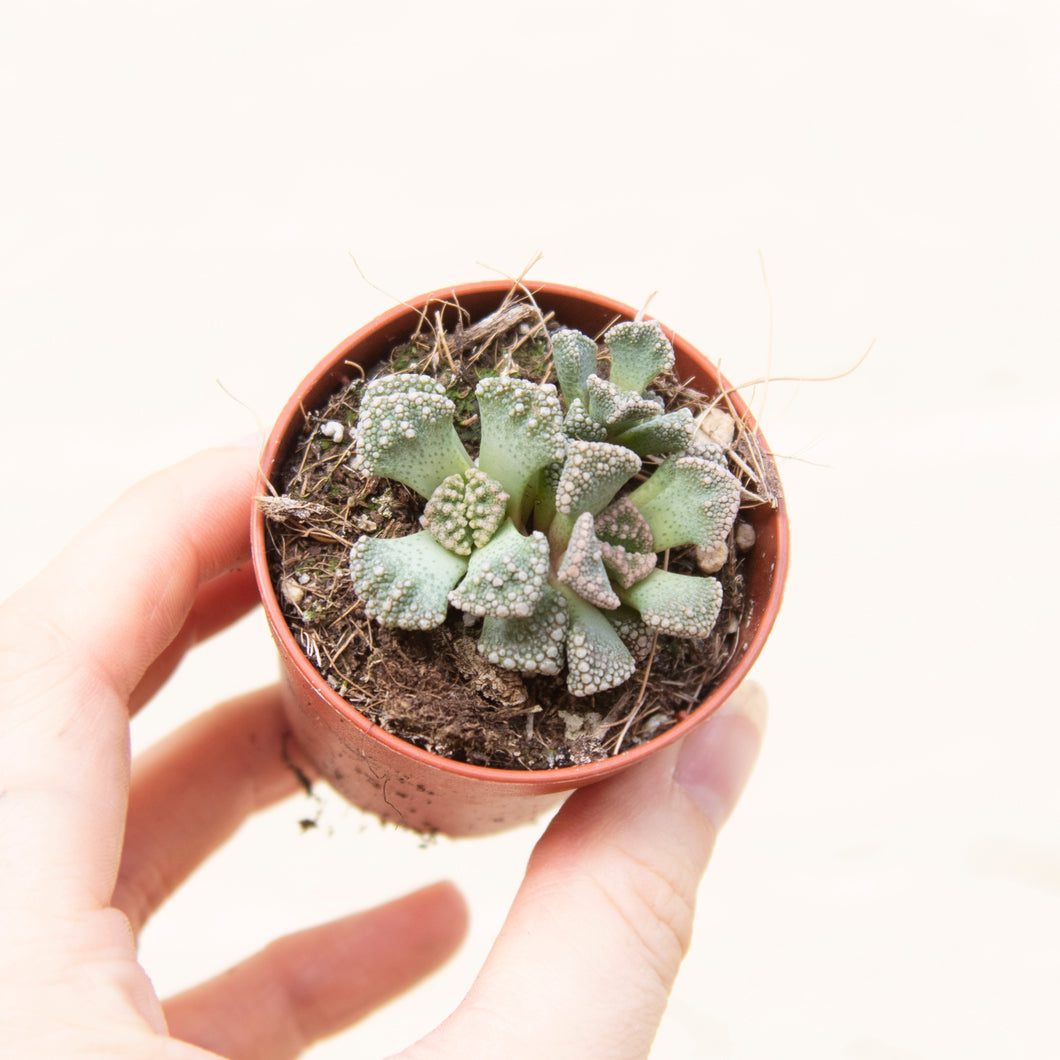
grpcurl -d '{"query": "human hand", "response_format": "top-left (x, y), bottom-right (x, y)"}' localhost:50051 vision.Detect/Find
top-left (0, 445), bottom-right (766, 1059)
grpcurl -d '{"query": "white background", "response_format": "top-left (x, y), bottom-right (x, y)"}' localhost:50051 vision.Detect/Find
top-left (2, 2), bottom-right (1059, 1057)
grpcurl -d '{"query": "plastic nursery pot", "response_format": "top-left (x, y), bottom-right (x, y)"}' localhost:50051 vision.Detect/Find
top-left (251, 280), bottom-right (790, 837)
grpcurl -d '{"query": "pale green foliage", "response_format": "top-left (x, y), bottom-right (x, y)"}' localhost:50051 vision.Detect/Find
top-left (349, 531), bottom-right (468, 630)
top-left (355, 373), bottom-right (471, 498)
top-left (620, 568), bottom-right (724, 639)
top-left (551, 329), bottom-right (598, 408)
top-left (561, 589), bottom-right (636, 698)
top-left (549, 440), bottom-right (642, 551)
top-left (563, 398), bottom-right (608, 442)
top-left (475, 376), bottom-right (566, 515)
top-left (447, 520), bottom-right (550, 619)
top-left (349, 316), bottom-right (743, 698)
top-left (612, 407), bottom-right (695, 456)
top-left (605, 320), bottom-right (676, 394)
top-left (627, 455), bottom-right (742, 553)
top-left (421, 467), bottom-right (509, 556)
top-left (479, 585), bottom-right (568, 675)
top-left (586, 375), bottom-right (665, 432)
top-left (555, 512), bottom-right (621, 610)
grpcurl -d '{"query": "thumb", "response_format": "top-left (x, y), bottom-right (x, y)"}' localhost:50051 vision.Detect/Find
top-left (404, 681), bottom-right (767, 1060)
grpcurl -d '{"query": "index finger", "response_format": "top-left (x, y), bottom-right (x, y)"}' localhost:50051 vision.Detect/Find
top-left (0, 444), bottom-right (261, 914)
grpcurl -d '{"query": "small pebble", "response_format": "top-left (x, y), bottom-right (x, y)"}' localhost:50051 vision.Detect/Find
top-left (696, 540), bottom-right (729, 574)
top-left (281, 578), bottom-right (305, 605)
top-left (734, 521), bottom-right (757, 552)
top-left (694, 407), bottom-right (736, 448)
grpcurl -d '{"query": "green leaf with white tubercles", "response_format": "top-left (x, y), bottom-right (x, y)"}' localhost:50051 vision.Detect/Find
top-left (597, 539), bottom-right (657, 590)
top-left (555, 512), bottom-right (620, 610)
top-left (612, 406), bottom-right (695, 457)
top-left (355, 373), bottom-right (472, 498)
top-left (594, 495), bottom-right (655, 553)
top-left (550, 440), bottom-right (642, 551)
top-left (619, 567), bottom-right (723, 639)
top-left (586, 374), bottom-right (665, 434)
top-left (448, 520), bottom-right (550, 620)
top-left (551, 328), bottom-right (599, 408)
top-left (554, 440), bottom-right (642, 519)
top-left (561, 589), bottom-right (636, 697)
top-left (627, 455), bottom-right (741, 553)
top-left (361, 373), bottom-right (444, 399)
top-left (563, 398), bottom-right (608, 442)
top-left (475, 376), bottom-right (567, 517)
top-left (530, 460), bottom-right (563, 534)
top-left (605, 605), bottom-right (655, 661)
top-left (421, 467), bottom-right (509, 556)
top-left (478, 584), bottom-right (569, 675)
top-left (621, 452), bottom-right (677, 510)
top-left (604, 319), bottom-right (675, 394)
top-left (349, 530), bottom-right (468, 630)
top-left (687, 439), bottom-right (729, 467)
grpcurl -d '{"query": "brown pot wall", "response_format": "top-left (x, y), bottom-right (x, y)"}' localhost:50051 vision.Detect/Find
top-left (250, 280), bottom-right (790, 836)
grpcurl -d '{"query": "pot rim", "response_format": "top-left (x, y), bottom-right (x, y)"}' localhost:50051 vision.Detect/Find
top-left (250, 279), bottom-right (790, 787)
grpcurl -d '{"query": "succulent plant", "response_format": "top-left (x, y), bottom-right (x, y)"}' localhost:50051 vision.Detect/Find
top-left (349, 319), bottom-right (742, 697)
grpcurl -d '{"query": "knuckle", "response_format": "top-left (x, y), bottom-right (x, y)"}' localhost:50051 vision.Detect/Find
top-left (0, 607), bottom-right (116, 755)
top-left (0, 609), bottom-right (73, 688)
top-left (0, 610), bottom-right (89, 735)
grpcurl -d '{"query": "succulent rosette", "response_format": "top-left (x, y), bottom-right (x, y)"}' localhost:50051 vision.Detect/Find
top-left (349, 320), bottom-right (741, 697)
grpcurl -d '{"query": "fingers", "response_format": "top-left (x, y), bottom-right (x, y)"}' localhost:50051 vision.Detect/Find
top-left (126, 563), bottom-right (261, 715)
top-left (113, 686), bottom-right (312, 935)
top-left (406, 683), bottom-right (767, 1060)
top-left (6, 444), bottom-right (261, 709)
top-left (120, 685), bottom-right (468, 1060)
top-left (164, 882), bottom-right (468, 1060)
top-left (0, 445), bottom-right (261, 913)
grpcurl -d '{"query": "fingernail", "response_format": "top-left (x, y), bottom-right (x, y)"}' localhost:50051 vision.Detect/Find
top-left (674, 682), bottom-right (768, 828)
top-left (230, 431), bottom-right (264, 449)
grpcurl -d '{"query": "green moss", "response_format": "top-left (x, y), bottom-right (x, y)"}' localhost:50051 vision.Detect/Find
top-left (451, 390), bottom-right (483, 445)
top-left (510, 338), bottom-right (551, 382)
top-left (449, 365), bottom-right (501, 448)
top-left (388, 341), bottom-right (427, 375)
top-left (365, 488), bottom-right (398, 516)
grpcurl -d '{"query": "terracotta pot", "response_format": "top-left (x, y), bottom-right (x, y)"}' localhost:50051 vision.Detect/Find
top-left (250, 280), bottom-right (789, 836)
